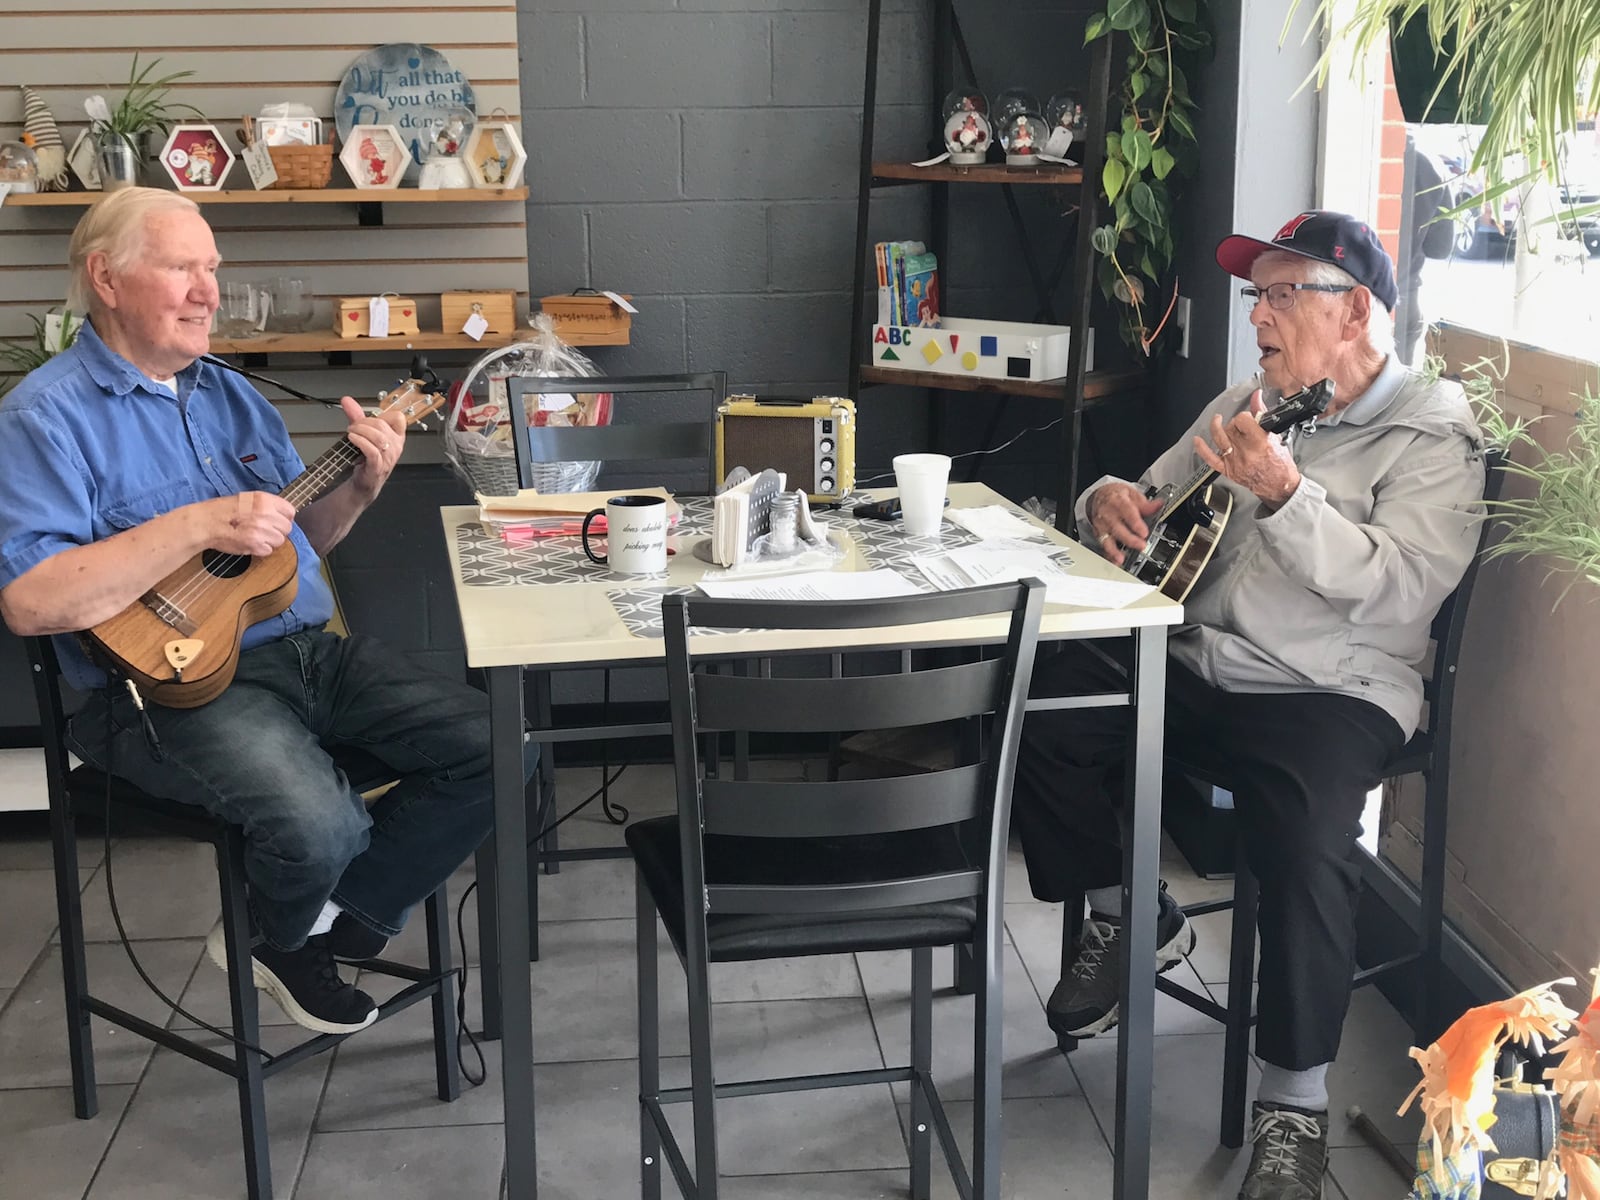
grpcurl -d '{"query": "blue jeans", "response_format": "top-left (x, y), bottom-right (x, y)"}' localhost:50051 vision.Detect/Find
top-left (68, 630), bottom-right (496, 952)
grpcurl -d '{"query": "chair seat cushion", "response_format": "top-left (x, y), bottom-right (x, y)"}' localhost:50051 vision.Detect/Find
top-left (626, 815), bottom-right (980, 962)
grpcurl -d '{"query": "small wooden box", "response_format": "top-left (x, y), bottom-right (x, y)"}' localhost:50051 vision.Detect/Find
top-left (540, 291), bottom-right (633, 345)
top-left (335, 296), bottom-right (420, 339)
top-left (441, 290), bottom-right (518, 335)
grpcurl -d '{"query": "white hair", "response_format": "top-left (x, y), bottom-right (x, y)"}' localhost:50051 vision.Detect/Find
top-left (1253, 249), bottom-right (1395, 356)
top-left (66, 187), bottom-right (202, 314)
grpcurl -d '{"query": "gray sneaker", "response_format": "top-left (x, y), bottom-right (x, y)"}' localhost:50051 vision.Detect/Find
top-left (1044, 884), bottom-right (1195, 1038)
top-left (1238, 1102), bottom-right (1329, 1199)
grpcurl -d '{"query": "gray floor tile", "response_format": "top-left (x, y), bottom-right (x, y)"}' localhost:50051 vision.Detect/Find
top-left (296, 1124), bottom-right (505, 1200)
top-left (0, 1084), bottom-right (133, 1199)
top-left (318, 992), bottom-right (502, 1132)
top-left (538, 762), bottom-right (677, 850)
top-left (656, 998), bottom-right (907, 1176)
top-left (0, 830), bottom-right (104, 871)
top-left (896, 1094), bottom-right (1116, 1199)
top-left (718, 1170), bottom-right (906, 1198)
top-left (0, 939), bottom-right (202, 1088)
top-left (1327, 1144), bottom-right (1416, 1199)
top-left (532, 917), bottom-right (685, 1062)
top-left (533, 855), bottom-right (637, 923)
top-left (1070, 1032), bottom-right (1256, 1198)
top-left (87, 1028), bottom-right (328, 1200)
top-left (858, 942), bottom-right (1083, 1102)
top-left (662, 1076), bottom-right (908, 1177)
top-left (530, 1057), bottom-right (649, 1200)
top-left (1004, 900), bottom-right (1223, 1037)
top-left (0, 868), bottom-right (61, 989)
top-left (1185, 908), bottom-right (1253, 989)
top-left (75, 838), bottom-right (223, 942)
top-left (1325, 986), bottom-right (1426, 1151)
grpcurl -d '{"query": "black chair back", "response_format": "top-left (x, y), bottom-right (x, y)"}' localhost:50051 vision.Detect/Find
top-left (660, 582), bottom-right (1043, 925)
top-left (506, 371), bottom-right (727, 494)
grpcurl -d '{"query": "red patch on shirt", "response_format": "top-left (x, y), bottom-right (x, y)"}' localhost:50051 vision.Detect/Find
top-left (239, 454), bottom-right (258, 464)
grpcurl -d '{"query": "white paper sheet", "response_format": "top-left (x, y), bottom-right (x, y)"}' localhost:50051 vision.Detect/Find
top-left (912, 538), bottom-right (1153, 608)
top-left (697, 568), bottom-right (922, 603)
top-left (945, 505), bottom-right (1053, 543)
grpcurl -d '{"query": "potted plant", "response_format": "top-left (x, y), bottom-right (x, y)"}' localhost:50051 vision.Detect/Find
top-left (84, 55), bottom-right (203, 191)
top-left (0, 310), bottom-right (80, 397)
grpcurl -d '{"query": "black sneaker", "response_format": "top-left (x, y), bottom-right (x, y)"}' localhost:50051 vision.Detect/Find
top-left (1045, 883), bottom-right (1195, 1039)
top-left (1238, 1102), bottom-right (1329, 1199)
top-left (326, 912), bottom-right (390, 963)
top-left (206, 926), bottom-right (378, 1035)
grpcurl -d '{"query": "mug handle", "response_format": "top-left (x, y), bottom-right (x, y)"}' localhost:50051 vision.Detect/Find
top-left (581, 508), bottom-right (608, 564)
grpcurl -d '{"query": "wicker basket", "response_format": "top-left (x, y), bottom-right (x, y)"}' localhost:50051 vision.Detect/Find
top-left (268, 143), bottom-right (334, 189)
top-left (454, 445), bottom-right (600, 497)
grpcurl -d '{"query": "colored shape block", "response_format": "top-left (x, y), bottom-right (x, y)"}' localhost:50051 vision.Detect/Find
top-left (961, 350), bottom-right (979, 370)
top-left (949, 334), bottom-right (960, 352)
top-left (920, 339), bottom-right (944, 365)
top-left (881, 347), bottom-right (900, 361)
top-left (980, 335), bottom-right (998, 356)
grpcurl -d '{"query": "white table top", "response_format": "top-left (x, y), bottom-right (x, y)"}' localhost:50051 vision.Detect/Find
top-left (443, 482), bottom-right (1183, 670)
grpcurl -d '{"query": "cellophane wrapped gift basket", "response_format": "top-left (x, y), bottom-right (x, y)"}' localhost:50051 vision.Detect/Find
top-left (444, 314), bottom-right (614, 496)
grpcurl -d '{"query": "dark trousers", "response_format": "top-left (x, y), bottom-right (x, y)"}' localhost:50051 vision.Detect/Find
top-left (1013, 643), bottom-right (1404, 1070)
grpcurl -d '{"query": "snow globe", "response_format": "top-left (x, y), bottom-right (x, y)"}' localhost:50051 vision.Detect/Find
top-left (1046, 91), bottom-right (1088, 159)
top-left (940, 88), bottom-right (990, 166)
top-left (418, 108), bottom-right (474, 190)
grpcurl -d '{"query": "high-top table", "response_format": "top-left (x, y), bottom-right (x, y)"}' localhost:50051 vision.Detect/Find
top-left (442, 482), bottom-right (1184, 1200)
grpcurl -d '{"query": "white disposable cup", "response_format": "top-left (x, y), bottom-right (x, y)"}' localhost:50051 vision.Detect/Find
top-left (893, 453), bottom-right (952, 536)
top-left (582, 494), bottom-right (668, 576)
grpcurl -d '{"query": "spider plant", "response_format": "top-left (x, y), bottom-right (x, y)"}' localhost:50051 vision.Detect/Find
top-left (1430, 351), bottom-right (1600, 604)
top-left (0, 310), bottom-right (80, 398)
top-left (87, 54), bottom-right (204, 158)
top-left (1287, 0), bottom-right (1600, 214)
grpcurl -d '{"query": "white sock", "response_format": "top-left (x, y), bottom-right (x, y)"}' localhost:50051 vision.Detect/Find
top-left (1086, 885), bottom-right (1122, 918)
top-left (306, 899), bottom-right (342, 938)
top-left (1257, 1062), bottom-right (1330, 1112)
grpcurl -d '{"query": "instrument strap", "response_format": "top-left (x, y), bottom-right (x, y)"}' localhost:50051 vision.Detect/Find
top-left (199, 355), bottom-right (342, 407)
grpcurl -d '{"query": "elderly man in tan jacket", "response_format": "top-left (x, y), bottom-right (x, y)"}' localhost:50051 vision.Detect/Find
top-left (1014, 211), bottom-right (1485, 1200)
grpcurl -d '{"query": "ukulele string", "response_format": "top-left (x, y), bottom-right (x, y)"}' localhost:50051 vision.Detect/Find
top-left (156, 440), bottom-right (368, 613)
top-left (154, 410), bottom-right (398, 615)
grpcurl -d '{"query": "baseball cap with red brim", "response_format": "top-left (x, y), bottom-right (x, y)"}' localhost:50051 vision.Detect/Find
top-left (1215, 210), bottom-right (1398, 312)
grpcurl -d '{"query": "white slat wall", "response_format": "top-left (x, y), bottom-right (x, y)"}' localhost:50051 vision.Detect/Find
top-left (1, 0), bottom-right (525, 454)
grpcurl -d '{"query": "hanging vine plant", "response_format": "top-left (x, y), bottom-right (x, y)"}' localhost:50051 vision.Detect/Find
top-left (1085, 0), bottom-right (1213, 356)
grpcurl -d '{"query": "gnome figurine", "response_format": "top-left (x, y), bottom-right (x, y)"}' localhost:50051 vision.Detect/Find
top-left (20, 86), bottom-right (69, 191)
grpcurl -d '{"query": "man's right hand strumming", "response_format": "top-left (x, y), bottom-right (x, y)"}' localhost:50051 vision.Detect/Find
top-left (1087, 483), bottom-right (1164, 568)
top-left (200, 491), bottom-right (296, 558)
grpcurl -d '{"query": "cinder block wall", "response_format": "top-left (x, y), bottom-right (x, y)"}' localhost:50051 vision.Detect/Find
top-left (339, 0), bottom-right (1143, 680)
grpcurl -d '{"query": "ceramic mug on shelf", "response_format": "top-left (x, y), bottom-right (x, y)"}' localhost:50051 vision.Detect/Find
top-left (581, 495), bottom-right (669, 576)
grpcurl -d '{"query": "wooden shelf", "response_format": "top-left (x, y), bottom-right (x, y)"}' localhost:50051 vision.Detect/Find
top-left (209, 325), bottom-right (628, 356)
top-left (6, 187), bottom-right (528, 208)
top-left (859, 364), bottom-right (1145, 402)
top-left (871, 161), bottom-right (1083, 187)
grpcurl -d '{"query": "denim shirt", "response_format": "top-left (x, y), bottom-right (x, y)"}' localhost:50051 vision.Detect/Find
top-left (0, 322), bottom-right (334, 691)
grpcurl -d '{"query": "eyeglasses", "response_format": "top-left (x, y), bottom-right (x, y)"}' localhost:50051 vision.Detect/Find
top-left (1240, 282), bottom-right (1354, 311)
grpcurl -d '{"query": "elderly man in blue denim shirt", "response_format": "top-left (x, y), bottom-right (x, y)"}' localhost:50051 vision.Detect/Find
top-left (0, 188), bottom-right (494, 1035)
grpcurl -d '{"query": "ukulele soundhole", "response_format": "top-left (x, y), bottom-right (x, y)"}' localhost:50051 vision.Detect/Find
top-left (201, 549), bottom-right (252, 579)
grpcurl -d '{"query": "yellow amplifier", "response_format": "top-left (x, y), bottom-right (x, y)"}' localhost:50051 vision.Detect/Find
top-left (715, 395), bottom-right (856, 503)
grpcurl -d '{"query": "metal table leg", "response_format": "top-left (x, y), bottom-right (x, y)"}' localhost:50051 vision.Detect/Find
top-left (1114, 625), bottom-right (1165, 1200)
top-left (489, 665), bottom-right (537, 1200)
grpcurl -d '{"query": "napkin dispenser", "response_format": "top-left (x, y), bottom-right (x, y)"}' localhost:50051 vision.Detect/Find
top-left (715, 395), bottom-right (855, 504)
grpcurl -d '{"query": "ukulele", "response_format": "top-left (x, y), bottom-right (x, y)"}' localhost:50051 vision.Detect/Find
top-left (83, 377), bottom-right (447, 709)
top-left (1122, 378), bottom-right (1334, 602)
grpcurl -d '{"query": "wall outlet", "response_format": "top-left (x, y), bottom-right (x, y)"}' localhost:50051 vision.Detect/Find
top-left (1175, 295), bottom-right (1193, 359)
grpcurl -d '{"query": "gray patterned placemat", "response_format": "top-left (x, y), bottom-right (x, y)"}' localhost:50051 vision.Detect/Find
top-left (455, 496), bottom-right (717, 587)
top-left (456, 493), bottom-right (1059, 600)
top-left (607, 587), bottom-right (758, 640)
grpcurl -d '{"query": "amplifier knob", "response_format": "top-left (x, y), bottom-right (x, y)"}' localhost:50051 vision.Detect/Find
top-left (820, 458), bottom-right (834, 473)
top-left (819, 438), bottom-right (834, 453)
top-left (820, 477), bottom-right (835, 492)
